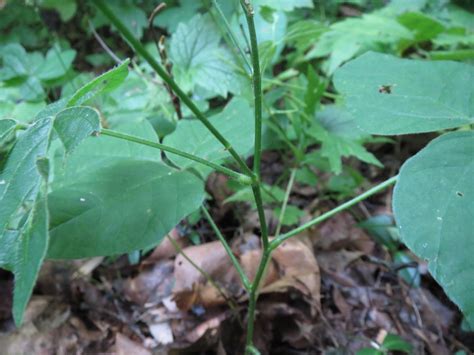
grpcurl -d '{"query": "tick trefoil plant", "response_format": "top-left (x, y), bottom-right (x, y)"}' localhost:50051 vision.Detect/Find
top-left (0, 1), bottom-right (472, 354)
top-left (91, 1), bottom-right (400, 352)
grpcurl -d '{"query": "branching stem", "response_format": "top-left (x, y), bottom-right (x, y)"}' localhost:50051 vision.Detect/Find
top-left (101, 129), bottom-right (252, 185)
top-left (93, 0), bottom-right (253, 178)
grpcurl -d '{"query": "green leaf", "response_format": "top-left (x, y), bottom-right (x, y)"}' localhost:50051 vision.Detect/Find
top-left (393, 131), bottom-right (474, 326)
top-left (34, 45), bottom-right (76, 80)
top-left (397, 12), bottom-right (445, 51)
top-left (164, 98), bottom-right (254, 169)
top-left (334, 52), bottom-right (474, 135)
top-left (0, 43), bottom-right (29, 80)
top-left (0, 118), bottom-right (53, 239)
top-left (274, 205), bottom-right (304, 226)
top-left (306, 14), bottom-right (412, 74)
top-left (53, 106), bottom-right (101, 154)
top-left (12, 158), bottom-right (50, 325)
top-left (0, 119), bottom-right (16, 144)
top-left (309, 107), bottom-right (382, 174)
top-left (153, 1), bottom-right (201, 32)
top-left (47, 121), bottom-right (204, 258)
top-left (67, 59), bottom-right (130, 106)
top-left (169, 14), bottom-right (237, 97)
top-left (0, 119), bottom-right (53, 325)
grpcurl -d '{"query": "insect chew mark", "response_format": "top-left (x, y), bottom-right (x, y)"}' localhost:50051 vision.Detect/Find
top-left (378, 84), bottom-right (394, 94)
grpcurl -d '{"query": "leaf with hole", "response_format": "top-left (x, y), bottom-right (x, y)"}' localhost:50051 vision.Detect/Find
top-left (334, 52), bottom-right (474, 135)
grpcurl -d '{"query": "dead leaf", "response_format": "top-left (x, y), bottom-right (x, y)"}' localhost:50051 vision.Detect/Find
top-left (123, 260), bottom-right (174, 305)
top-left (115, 333), bottom-right (151, 355)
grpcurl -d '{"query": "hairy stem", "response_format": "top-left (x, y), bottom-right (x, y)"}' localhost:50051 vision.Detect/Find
top-left (101, 129), bottom-right (252, 185)
top-left (202, 206), bottom-right (251, 290)
top-left (240, 0), bottom-right (262, 177)
top-left (93, 0), bottom-right (253, 178)
top-left (270, 175), bottom-right (399, 250)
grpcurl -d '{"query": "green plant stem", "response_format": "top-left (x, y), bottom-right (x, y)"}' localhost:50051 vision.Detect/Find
top-left (274, 168), bottom-right (297, 238)
top-left (93, 0), bottom-right (253, 179)
top-left (245, 249), bottom-right (272, 352)
top-left (240, 0), bottom-right (262, 178)
top-left (202, 206), bottom-right (251, 290)
top-left (101, 129), bottom-right (252, 185)
top-left (251, 185), bottom-right (269, 250)
top-left (270, 175), bottom-right (399, 250)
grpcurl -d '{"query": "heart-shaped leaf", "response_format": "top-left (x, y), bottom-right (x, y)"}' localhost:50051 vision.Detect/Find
top-left (393, 131), bottom-right (474, 326)
top-left (47, 121), bottom-right (204, 258)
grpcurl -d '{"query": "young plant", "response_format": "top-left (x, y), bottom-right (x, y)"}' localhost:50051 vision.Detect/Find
top-left (0, 1), bottom-right (472, 354)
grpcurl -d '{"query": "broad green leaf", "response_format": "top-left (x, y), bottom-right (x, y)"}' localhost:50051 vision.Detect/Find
top-left (169, 14), bottom-right (236, 97)
top-left (306, 14), bottom-right (412, 74)
top-left (0, 118), bottom-right (52, 238)
top-left (0, 119), bottom-right (16, 144)
top-left (393, 131), bottom-right (474, 326)
top-left (53, 106), bottom-right (101, 154)
top-left (0, 43), bottom-right (29, 80)
top-left (397, 12), bottom-right (445, 51)
top-left (163, 98), bottom-right (253, 169)
top-left (0, 119), bottom-right (52, 325)
top-left (47, 121), bottom-right (203, 258)
top-left (334, 52), bottom-right (474, 135)
top-left (12, 158), bottom-right (50, 325)
top-left (34, 45), bottom-right (76, 80)
top-left (67, 59), bottom-right (130, 106)
top-left (48, 162), bottom-right (204, 258)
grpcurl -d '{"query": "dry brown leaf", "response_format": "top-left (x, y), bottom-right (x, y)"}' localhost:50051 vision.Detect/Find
top-left (144, 228), bottom-right (187, 264)
top-left (123, 260), bottom-right (174, 305)
top-left (115, 333), bottom-right (151, 355)
top-left (314, 212), bottom-right (374, 254)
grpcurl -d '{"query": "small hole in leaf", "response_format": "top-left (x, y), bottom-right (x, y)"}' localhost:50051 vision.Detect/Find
top-left (378, 84), bottom-right (394, 94)
top-left (178, 261), bottom-right (183, 266)
top-left (456, 191), bottom-right (464, 197)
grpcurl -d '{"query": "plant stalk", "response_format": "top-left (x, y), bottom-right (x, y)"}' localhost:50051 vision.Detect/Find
top-left (93, 0), bottom-right (253, 178)
top-left (240, 0), bottom-right (263, 177)
top-left (101, 129), bottom-right (252, 185)
top-left (202, 206), bottom-right (251, 290)
top-left (270, 175), bottom-right (399, 250)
